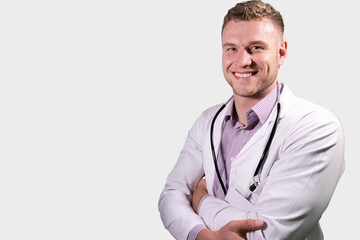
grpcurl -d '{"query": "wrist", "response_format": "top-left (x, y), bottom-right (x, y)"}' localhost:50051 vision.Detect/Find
top-left (192, 192), bottom-right (208, 213)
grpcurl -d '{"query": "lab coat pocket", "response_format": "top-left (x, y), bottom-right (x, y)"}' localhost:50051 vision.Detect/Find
top-left (231, 176), bottom-right (253, 201)
top-left (230, 174), bottom-right (269, 205)
top-left (247, 176), bottom-right (268, 204)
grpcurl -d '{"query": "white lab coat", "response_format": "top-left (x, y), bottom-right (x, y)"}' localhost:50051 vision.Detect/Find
top-left (158, 84), bottom-right (345, 240)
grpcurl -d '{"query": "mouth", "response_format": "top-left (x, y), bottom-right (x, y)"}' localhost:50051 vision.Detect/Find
top-left (233, 71), bottom-right (258, 79)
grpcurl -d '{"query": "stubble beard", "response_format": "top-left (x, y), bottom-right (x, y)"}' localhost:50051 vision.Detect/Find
top-left (229, 73), bottom-right (278, 100)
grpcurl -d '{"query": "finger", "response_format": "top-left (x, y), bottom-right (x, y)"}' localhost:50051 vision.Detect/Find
top-left (197, 178), bottom-right (207, 188)
top-left (232, 219), bottom-right (264, 232)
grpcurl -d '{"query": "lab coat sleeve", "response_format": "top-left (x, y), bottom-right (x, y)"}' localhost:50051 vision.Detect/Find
top-left (198, 110), bottom-right (345, 239)
top-left (158, 112), bottom-right (210, 240)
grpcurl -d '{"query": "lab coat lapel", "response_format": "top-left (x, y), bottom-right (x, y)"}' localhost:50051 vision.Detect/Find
top-left (203, 103), bottom-right (231, 194)
top-left (211, 101), bottom-right (233, 159)
top-left (235, 84), bottom-right (295, 158)
top-left (212, 109), bottom-right (227, 158)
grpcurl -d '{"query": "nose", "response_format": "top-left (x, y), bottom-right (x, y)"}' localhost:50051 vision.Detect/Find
top-left (234, 49), bottom-right (252, 68)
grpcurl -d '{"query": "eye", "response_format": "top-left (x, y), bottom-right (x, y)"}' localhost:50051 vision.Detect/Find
top-left (250, 46), bottom-right (262, 51)
top-left (226, 47), bottom-right (236, 52)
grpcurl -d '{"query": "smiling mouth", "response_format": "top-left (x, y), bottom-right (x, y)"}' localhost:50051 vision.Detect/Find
top-left (233, 71), bottom-right (257, 78)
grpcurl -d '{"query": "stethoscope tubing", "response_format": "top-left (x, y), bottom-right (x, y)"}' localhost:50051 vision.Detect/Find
top-left (210, 103), bottom-right (228, 195)
top-left (210, 97), bottom-right (281, 195)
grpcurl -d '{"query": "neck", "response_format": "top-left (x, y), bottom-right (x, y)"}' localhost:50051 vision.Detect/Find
top-left (233, 82), bottom-right (278, 125)
top-left (233, 96), bottom-right (257, 126)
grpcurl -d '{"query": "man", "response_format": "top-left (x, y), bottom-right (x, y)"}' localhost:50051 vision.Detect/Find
top-left (158, 1), bottom-right (345, 239)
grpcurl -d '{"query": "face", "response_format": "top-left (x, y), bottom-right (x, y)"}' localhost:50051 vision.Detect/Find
top-left (222, 19), bottom-right (287, 101)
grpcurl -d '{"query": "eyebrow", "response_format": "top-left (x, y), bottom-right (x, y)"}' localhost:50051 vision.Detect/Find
top-left (222, 43), bottom-right (236, 48)
top-left (248, 40), bottom-right (268, 47)
top-left (222, 40), bottom-right (268, 48)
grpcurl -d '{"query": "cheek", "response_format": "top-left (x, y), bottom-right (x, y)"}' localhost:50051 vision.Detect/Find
top-left (253, 55), bottom-right (274, 71)
top-left (255, 54), bottom-right (268, 63)
top-left (222, 55), bottom-right (232, 70)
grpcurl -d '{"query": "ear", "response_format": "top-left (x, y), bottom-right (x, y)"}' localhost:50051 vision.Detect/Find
top-left (278, 40), bottom-right (287, 67)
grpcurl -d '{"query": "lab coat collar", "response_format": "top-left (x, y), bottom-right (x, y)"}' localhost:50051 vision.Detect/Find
top-left (223, 83), bottom-right (296, 159)
top-left (278, 83), bottom-right (296, 119)
top-left (212, 82), bottom-right (296, 154)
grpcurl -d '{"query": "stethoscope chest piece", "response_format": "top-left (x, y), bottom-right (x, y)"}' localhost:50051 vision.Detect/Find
top-left (249, 181), bottom-right (260, 192)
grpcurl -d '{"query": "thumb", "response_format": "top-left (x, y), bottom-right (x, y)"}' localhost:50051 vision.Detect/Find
top-left (233, 219), bottom-right (264, 233)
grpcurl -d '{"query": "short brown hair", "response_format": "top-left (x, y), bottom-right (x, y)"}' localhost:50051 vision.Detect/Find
top-left (222, 0), bottom-right (284, 36)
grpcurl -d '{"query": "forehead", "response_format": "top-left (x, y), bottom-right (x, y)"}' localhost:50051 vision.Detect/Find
top-left (222, 20), bottom-right (282, 44)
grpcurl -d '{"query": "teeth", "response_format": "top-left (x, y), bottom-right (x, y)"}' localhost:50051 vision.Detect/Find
top-left (235, 72), bottom-right (253, 78)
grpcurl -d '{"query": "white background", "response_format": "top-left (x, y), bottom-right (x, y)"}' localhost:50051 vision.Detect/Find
top-left (0, 0), bottom-right (358, 239)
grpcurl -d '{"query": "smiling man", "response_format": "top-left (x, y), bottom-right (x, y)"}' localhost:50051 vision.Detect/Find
top-left (159, 1), bottom-right (345, 240)
top-left (221, 18), bottom-right (286, 126)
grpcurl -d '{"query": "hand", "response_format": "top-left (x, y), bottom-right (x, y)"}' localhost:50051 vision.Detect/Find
top-left (192, 178), bottom-right (208, 213)
top-left (196, 219), bottom-right (264, 240)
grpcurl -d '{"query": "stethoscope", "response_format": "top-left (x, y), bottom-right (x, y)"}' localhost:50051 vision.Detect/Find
top-left (210, 87), bottom-right (281, 196)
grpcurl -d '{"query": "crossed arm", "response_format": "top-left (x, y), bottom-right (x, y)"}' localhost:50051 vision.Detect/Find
top-left (191, 179), bottom-right (264, 240)
top-left (159, 105), bottom-right (345, 240)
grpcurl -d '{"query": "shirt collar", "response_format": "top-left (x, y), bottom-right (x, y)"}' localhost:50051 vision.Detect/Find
top-left (224, 85), bottom-right (278, 127)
